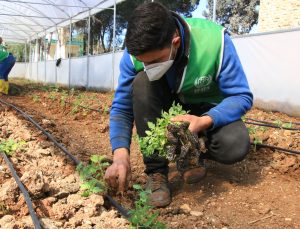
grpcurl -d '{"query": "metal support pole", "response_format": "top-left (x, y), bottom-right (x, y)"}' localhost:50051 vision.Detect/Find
top-left (24, 42), bottom-right (27, 63)
top-left (55, 25), bottom-right (58, 85)
top-left (29, 40), bottom-right (31, 80)
top-left (44, 30), bottom-right (47, 83)
top-left (87, 10), bottom-right (91, 89)
top-left (36, 34), bottom-right (38, 82)
top-left (112, 0), bottom-right (116, 91)
top-left (68, 18), bottom-right (72, 88)
top-left (213, 0), bottom-right (217, 22)
top-left (24, 41), bottom-right (27, 78)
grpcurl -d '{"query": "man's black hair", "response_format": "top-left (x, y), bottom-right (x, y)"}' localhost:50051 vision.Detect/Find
top-left (125, 2), bottom-right (177, 56)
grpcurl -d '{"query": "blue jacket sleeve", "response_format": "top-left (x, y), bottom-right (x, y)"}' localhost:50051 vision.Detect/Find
top-left (205, 33), bottom-right (253, 129)
top-left (109, 49), bottom-right (136, 152)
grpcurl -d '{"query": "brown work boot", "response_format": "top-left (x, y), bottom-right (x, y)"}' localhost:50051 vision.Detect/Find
top-left (145, 173), bottom-right (171, 207)
top-left (182, 165), bottom-right (207, 184)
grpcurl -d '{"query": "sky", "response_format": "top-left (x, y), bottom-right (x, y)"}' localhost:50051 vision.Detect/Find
top-left (192, 0), bottom-right (208, 18)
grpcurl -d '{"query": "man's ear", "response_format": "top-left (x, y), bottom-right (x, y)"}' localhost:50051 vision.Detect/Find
top-left (172, 36), bottom-right (181, 49)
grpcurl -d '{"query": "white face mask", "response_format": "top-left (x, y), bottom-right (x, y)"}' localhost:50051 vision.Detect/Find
top-left (143, 45), bottom-right (175, 81)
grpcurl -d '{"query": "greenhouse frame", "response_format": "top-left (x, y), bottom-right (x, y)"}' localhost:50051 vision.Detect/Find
top-left (1, 0), bottom-right (300, 116)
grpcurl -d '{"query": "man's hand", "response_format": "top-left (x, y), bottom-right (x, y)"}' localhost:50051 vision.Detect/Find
top-left (171, 114), bottom-right (213, 133)
top-left (104, 148), bottom-right (131, 193)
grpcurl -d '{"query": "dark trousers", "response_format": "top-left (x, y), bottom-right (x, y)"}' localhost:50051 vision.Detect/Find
top-left (132, 72), bottom-right (250, 175)
top-left (0, 54), bottom-right (16, 80)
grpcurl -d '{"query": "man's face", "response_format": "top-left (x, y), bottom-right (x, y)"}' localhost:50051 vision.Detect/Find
top-left (136, 47), bottom-right (172, 65)
top-left (135, 34), bottom-right (181, 65)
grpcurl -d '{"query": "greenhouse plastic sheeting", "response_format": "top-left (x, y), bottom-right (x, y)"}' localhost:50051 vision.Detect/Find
top-left (10, 63), bottom-right (26, 78)
top-left (56, 59), bottom-right (69, 85)
top-left (88, 54), bottom-right (113, 90)
top-left (45, 60), bottom-right (56, 84)
top-left (233, 29), bottom-right (300, 116)
top-left (0, 0), bottom-right (124, 42)
top-left (31, 62), bottom-right (38, 81)
top-left (70, 57), bottom-right (87, 87)
top-left (37, 61), bottom-right (45, 82)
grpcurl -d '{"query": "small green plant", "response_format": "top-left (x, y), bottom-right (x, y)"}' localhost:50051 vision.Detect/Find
top-left (103, 105), bottom-right (110, 114)
top-left (139, 103), bottom-right (188, 158)
top-left (129, 184), bottom-right (166, 229)
top-left (32, 94), bottom-right (40, 102)
top-left (60, 91), bottom-right (68, 107)
top-left (40, 84), bottom-right (57, 92)
top-left (241, 115), bottom-right (246, 122)
top-left (282, 122), bottom-right (293, 128)
top-left (0, 139), bottom-right (25, 156)
top-left (76, 155), bottom-right (109, 197)
top-left (258, 126), bottom-right (267, 132)
top-left (0, 202), bottom-right (10, 215)
top-left (71, 94), bottom-right (84, 114)
top-left (253, 137), bottom-right (262, 152)
top-left (273, 120), bottom-right (282, 127)
top-left (48, 91), bottom-right (57, 101)
top-left (247, 125), bottom-right (267, 135)
top-left (273, 120), bottom-right (293, 129)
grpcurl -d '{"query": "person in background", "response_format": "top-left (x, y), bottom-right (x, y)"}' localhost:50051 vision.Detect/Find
top-left (0, 37), bottom-right (16, 95)
top-left (105, 2), bottom-right (253, 207)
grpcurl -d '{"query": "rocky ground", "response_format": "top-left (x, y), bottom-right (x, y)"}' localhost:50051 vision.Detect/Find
top-left (0, 79), bottom-right (299, 228)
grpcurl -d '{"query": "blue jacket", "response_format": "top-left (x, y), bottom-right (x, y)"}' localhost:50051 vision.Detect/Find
top-left (110, 19), bottom-right (253, 152)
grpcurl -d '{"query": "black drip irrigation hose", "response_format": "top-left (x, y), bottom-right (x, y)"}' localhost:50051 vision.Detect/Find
top-left (0, 98), bottom-right (130, 219)
top-left (252, 143), bottom-right (300, 155)
top-left (104, 194), bottom-right (130, 219)
top-left (247, 117), bottom-right (300, 126)
top-left (0, 98), bottom-right (80, 165)
top-left (1, 152), bottom-right (42, 229)
top-left (245, 121), bottom-right (300, 131)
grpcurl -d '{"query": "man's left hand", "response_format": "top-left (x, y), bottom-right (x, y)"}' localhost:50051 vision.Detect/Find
top-left (171, 114), bottom-right (213, 134)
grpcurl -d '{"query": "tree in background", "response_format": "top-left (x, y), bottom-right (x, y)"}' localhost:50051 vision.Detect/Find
top-left (205, 0), bottom-right (260, 34)
top-left (90, 0), bottom-right (200, 53)
top-left (6, 42), bottom-right (29, 62)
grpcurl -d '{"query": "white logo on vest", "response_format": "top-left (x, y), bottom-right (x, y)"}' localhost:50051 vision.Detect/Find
top-left (194, 75), bottom-right (212, 93)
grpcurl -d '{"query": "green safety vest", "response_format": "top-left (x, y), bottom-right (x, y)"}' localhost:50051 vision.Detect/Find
top-left (131, 18), bottom-right (225, 104)
top-left (0, 45), bottom-right (9, 62)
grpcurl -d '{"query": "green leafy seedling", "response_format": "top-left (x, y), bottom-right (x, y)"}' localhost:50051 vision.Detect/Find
top-left (76, 155), bottom-right (110, 197)
top-left (139, 103), bottom-right (188, 159)
top-left (0, 202), bottom-right (10, 215)
top-left (273, 120), bottom-right (282, 127)
top-left (253, 137), bottom-right (262, 152)
top-left (247, 126), bottom-right (256, 135)
top-left (32, 94), bottom-right (40, 102)
top-left (129, 184), bottom-right (166, 229)
top-left (48, 91), bottom-right (57, 101)
top-left (71, 94), bottom-right (84, 114)
top-left (0, 139), bottom-right (25, 156)
top-left (282, 122), bottom-right (293, 128)
top-left (60, 91), bottom-right (68, 107)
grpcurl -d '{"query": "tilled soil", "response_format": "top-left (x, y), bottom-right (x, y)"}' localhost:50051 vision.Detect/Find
top-left (0, 79), bottom-right (299, 229)
top-left (0, 107), bottom-right (127, 228)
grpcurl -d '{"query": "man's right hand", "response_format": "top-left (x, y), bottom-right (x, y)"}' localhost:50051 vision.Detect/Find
top-left (104, 148), bottom-right (131, 193)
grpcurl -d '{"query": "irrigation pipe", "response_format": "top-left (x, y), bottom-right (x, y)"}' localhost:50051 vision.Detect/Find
top-left (252, 143), bottom-right (300, 156)
top-left (61, 102), bottom-right (300, 132)
top-left (104, 194), bottom-right (130, 219)
top-left (0, 98), bottom-right (80, 165)
top-left (0, 98), bottom-right (130, 219)
top-left (245, 121), bottom-right (300, 131)
top-left (246, 117), bottom-right (300, 126)
top-left (1, 152), bottom-right (42, 229)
